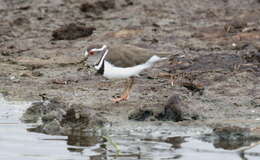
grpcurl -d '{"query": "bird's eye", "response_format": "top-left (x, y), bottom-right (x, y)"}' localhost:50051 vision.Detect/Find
top-left (89, 51), bottom-right (94, 55)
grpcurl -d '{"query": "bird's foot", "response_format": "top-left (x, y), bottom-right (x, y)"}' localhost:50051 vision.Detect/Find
top-left (112, 95), bottom-right (129, 103)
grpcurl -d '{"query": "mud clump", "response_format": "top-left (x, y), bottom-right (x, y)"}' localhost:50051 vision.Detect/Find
top-left (224, 20), bottom-right (248, 33)
top-left (253, 42), bottom-right (260, 51)
top-left (12, 17), bottom-right (30, 26)
top-left (181, 82), bottom-right (204, 95)
top-left (21, 98), bottom-right (105, 135)
top-left (158, 94), bottom-right (199, 121)
top-left (52, 23), bottom-right (95, 40)
top-left (128, 109), bottom-right (155, 121)
top-left (243, 51), bottom-right (260, 63)
top-left (80, 3), bottom-right (97, 13)
top-left (95, 0), bottom-right (115, 10)
top-left (129, 94), bottom-right (199, 122)
top-left (80, 0), bottom-right (115, 14)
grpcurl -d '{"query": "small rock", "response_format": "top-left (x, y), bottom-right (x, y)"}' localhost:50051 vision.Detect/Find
top-left (253, 41), bottom-right (260, 52)
top-left (52, 23), bottom-right (96, 40)
top-left (242, 51), bottom-right (260, 63)
top-left (158, 94), bottom-right (199, 121)
top-left (124, 0), bottom-right (134, 6)
top-left (10, 75), bottom-right (20, 83)
top-left (1, 51), bottom-right (10, 56)
top-left (32, 71), bottom-right (43, 77)
top-left (42, 110), bottom-right (64, 123)
top-left (12, 17), bottom-right (30, 26)
top-left (181, 82), bottom-right (204, 95)
top-left (42, 119), bottom-right (62, 135)
top-left (128, 109), bottom-right (154, 121)
top-left (230, 42), bottom-right (248, 50)
top-left (224, 20), bottom-right (247, 33)
top-left (80, 2), bottom-right (97, 13)
top-left (21, 102), bottom-right (43, 123)
top-left (19, 72), bottom-right (32, 77)
top-left (10, 76), bottom-right (15, 80)
top-left (18, 5), bottom-right (30, 10)
top-left (95, 0), bottom-right (115, 10)
top-left (21, 98), bottom-right (105, 135)
top-left (51, 79), bottom-right (68, 85)
top-left (80, 0), bottom-right (115, 14)
top-left (251, 99), bottom-right (260, 108)
top-left (242, 27), bottom-right (257, 32)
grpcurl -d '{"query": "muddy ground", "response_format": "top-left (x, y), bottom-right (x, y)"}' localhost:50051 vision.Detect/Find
top-left (1, 0), bottom-right (260, 136)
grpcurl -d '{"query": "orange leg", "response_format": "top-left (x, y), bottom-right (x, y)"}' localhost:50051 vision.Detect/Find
top-left (112, 77), bottom-right (134, 103)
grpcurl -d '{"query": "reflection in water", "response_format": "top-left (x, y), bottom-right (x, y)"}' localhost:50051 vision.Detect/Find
top-left (67, 147), bottom-right (84, 153)
top-left (201, 134), bottom-right (259, 150)
top-left (172, 137), bottom-right (258, 160)
top-left (0, 96), bottom-right (102, 160)
top-left (1, 95), bottom-right (260, 160)
top-left (90, 155), bottom-right (103, 160)
top-left (165, 136), bottom-right (186, 149)
top-left (107, 135), bottom-right (260, 160)
top-left (213, 138), bottom-right (255, 150)
top-left (67, 135), bottom-right (102, 147)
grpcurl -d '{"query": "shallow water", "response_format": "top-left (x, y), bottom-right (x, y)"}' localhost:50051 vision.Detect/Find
top-left (103, 123), bottom-right (260, 160)
top-left (1, 96), bottom-right (260, 160)
top-left (0, 96), bottom-right (101, 160)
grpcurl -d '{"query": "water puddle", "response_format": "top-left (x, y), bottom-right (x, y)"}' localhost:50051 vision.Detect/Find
top-left (0, 96), bottom-right (101, 160)
top-left (1, 95), bottom-right (260, 160)
top-left (102, 124), bottom-right (260, 160)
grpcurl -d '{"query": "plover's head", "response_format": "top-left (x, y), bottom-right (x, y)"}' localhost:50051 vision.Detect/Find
top-left (84, 44), bottom-right (107, 58)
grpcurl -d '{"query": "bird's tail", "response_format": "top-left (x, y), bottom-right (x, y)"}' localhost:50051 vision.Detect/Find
top-left (147, 55), bottom-right (168, 64)
top-left (159, 57), bottom-right (168, 61)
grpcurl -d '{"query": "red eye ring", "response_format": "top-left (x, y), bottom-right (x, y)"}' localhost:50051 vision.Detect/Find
top-left (89, 51), bottom-right (94, 55)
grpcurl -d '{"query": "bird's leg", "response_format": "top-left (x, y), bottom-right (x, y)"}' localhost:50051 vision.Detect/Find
top-left (112, 77), bottom-right (134, 103)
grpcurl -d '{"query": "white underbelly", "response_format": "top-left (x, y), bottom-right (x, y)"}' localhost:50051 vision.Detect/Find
top-left (103, 61), bottom-right (150, 79)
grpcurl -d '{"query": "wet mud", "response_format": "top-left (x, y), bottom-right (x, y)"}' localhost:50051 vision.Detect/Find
top-left (52, 23), bottom-right (96, 40)
top-left (22, 98), bottom-right (105, 135)
top-left (1, 0), bottom-right (260, 151)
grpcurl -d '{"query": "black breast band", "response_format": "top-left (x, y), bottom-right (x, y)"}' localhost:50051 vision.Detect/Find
top-left (96, 60), bottom-right (105, 75)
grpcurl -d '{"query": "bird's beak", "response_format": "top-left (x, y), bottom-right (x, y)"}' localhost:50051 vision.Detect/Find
top-left (84, 55), bottom-right (88, 61)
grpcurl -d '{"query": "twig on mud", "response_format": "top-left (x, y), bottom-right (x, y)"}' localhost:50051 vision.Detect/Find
top-left (158, 69), bottom-right (228, 86)
top-left (237, 141), bottom-right (260, 157)
top-left (102, 136), bottom-right (121, 156)
top-left (158, 69), bottom-right (228, 78)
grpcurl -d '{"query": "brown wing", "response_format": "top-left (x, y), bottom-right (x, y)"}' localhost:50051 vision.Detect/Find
top-left (105, 45), bottom-right (154, 67)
